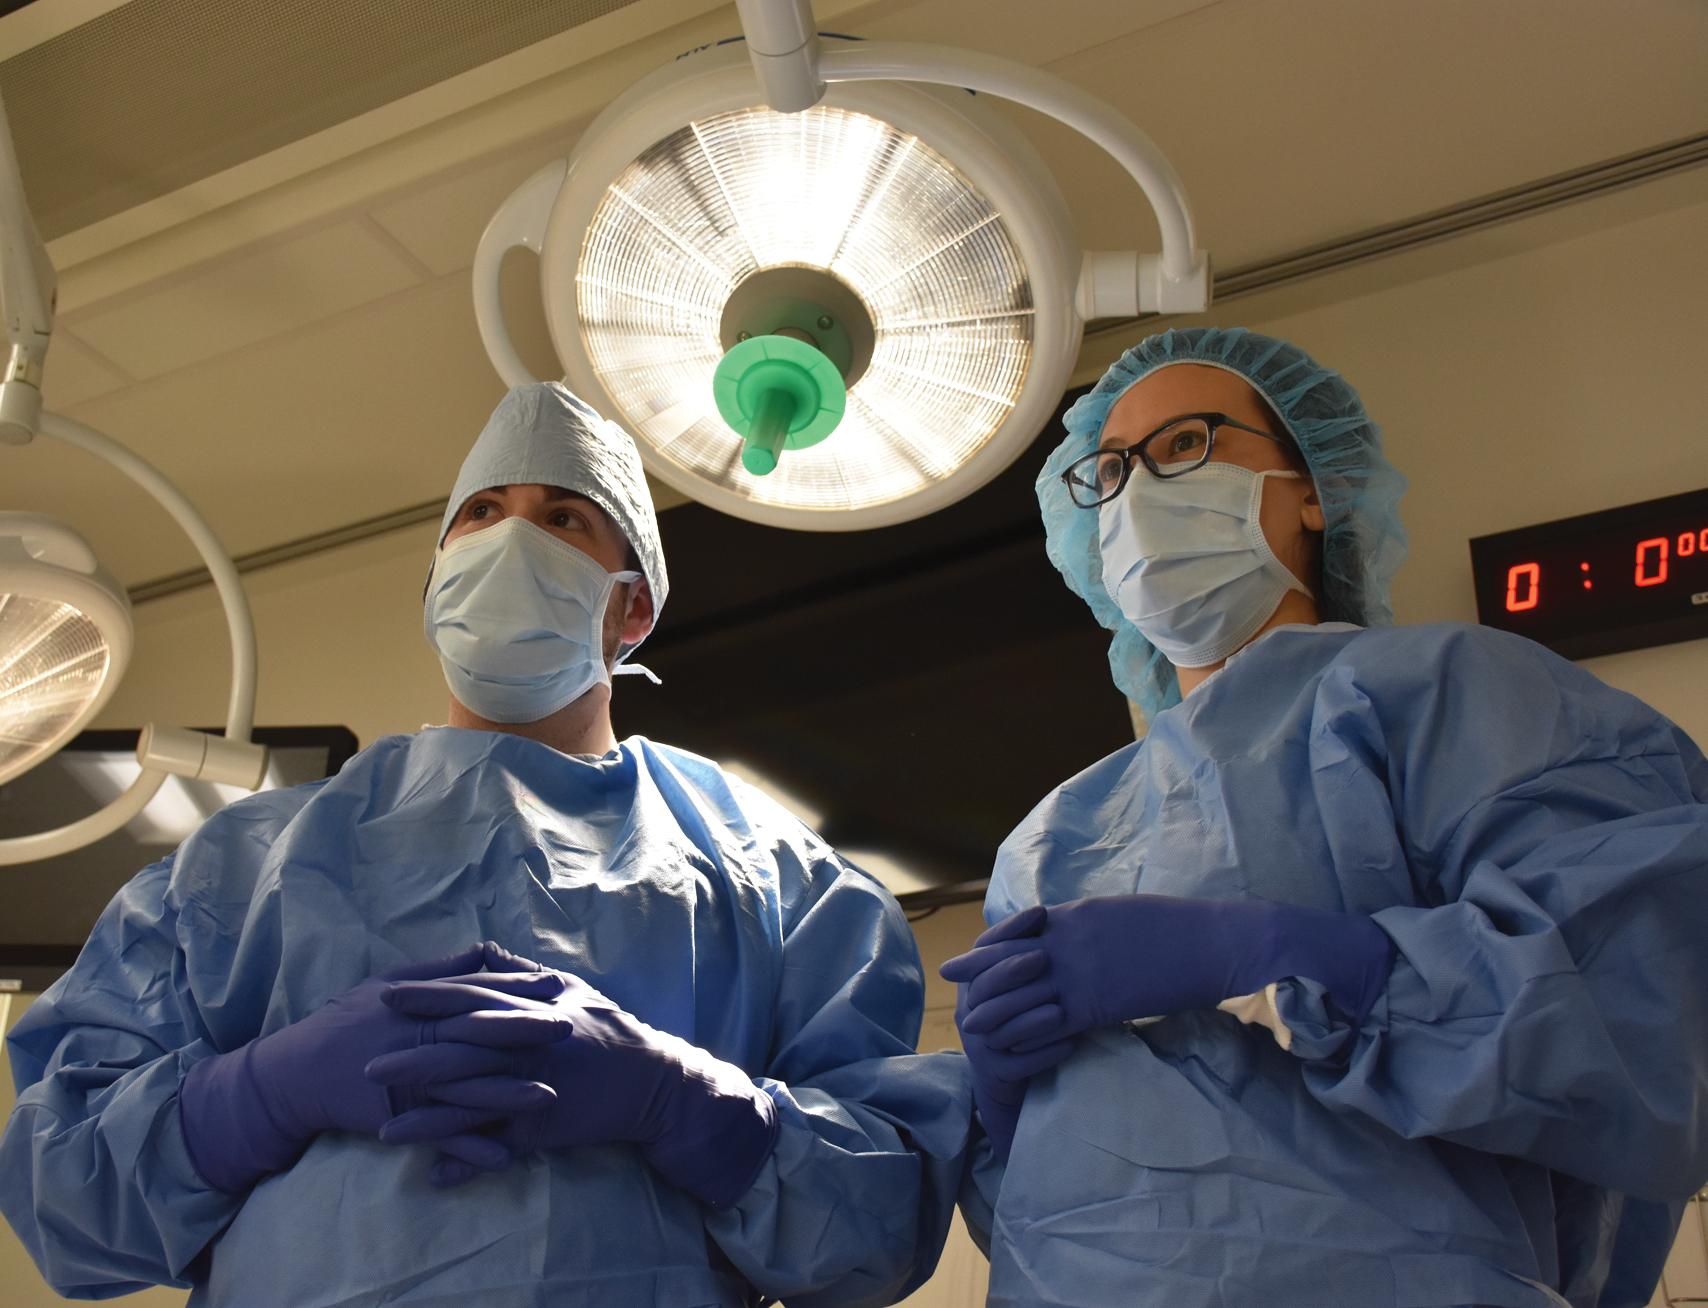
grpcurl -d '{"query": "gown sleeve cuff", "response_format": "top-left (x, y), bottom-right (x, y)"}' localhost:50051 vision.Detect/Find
top-left (1272, 976), bottom-right (1391, 1063)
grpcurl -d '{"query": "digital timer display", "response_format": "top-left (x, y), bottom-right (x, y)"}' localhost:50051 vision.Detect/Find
top-left (1468, 487), bottom-right (1708, 660)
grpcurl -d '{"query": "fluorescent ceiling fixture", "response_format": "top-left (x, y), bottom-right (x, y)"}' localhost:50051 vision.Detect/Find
top-left (839, 847), bottom-right (937, 897)
top-left (720, 760), bottom-right (823, 830)
top-left (58, 754), bottom-right (135, 807)
top-left (126, 774), bottom-right (215, 846)
top-left (134, 765), bottom-right (294, 845)
top-left (577, 104), bottom-right (1033, 515)
top-left (60, 752), bottom-right (292, 846)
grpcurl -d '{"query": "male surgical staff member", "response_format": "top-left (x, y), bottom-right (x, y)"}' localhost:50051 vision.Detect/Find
top-left (1, 383), bottom-right (971, 1307)
top-left (943, 328), bottom-right (1708, 1307)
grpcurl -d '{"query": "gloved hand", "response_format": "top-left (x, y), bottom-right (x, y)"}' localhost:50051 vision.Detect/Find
top-left (367, 943), bottom-right (779, 1208)
top-left (942, 895), bottom-right (1394, 1053)
top-left (948, 909), bottom-right (1075, 1164)
top-left (179, 944), bottom-right (571, 1194)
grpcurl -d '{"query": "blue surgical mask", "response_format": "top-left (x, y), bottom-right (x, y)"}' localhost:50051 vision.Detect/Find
top-left (424, 517), bottom-right (642, 723)
top-left (1098, 461), bottom-right (1312, 668)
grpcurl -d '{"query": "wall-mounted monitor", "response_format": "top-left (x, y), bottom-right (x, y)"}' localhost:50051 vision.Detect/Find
top-left (1469, 487), bottom-right (1708, 659)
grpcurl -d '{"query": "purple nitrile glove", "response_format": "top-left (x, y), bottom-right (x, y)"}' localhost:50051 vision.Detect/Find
top-left (367, 943), bottom-right (779, 1208)
top-left (178, 944), bottom-right (570, 1194)
top-left (942, 895), bottom-right (1394, 1053)
top-left (941, 907), bottom-right (1074, 1163)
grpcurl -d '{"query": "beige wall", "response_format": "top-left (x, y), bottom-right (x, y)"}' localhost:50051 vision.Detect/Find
top-left (5, 171), bottom-right (1700, 1304)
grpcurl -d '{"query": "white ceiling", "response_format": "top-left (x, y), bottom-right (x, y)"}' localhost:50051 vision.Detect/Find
top-left (7, 0), bottom-right (1707, 587)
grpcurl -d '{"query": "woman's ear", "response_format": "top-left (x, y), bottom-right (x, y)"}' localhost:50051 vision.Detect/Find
top-left (1301, 485), bottom-right (1326, 534)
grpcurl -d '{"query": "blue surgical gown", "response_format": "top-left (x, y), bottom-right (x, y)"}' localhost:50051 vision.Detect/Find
top-left (0, 730), bottom-right (972, 1306)
top-left (966, 623), bottom-right (1708, 1308)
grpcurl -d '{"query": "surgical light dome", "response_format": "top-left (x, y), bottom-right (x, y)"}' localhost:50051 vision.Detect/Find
top-left (0, 514), bottom-right (132, 786)
top-left (476, 6), bottom-right (1210, 530)
top-left (578, 100), bottom-right (1042, 516)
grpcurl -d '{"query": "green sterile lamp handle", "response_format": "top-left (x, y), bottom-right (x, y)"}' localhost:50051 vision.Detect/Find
top-left (742, 386), bottom-right (796, 475)
top-left (713, 334), bottom-right (848, 477)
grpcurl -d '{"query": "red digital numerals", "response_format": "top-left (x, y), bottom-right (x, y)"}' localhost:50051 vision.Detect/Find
top-left (1504, 527), bottom-right (1705, 612)
top-left (1635, 538), bottom-right (1669, 587)
top-left (1505, 562), bottom-right (1541, 612)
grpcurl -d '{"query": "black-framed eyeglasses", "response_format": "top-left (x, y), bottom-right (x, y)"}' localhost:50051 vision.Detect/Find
top-left (1061, 412), bottom-right (1291, 508)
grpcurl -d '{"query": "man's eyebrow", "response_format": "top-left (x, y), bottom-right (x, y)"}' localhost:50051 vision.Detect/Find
top-left (543, 489), bottom-right (616, 534)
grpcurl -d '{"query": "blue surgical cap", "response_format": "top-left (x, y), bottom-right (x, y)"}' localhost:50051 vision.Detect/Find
top-left (438, 382), bottom-right (668, 654)
top-left (1037, 327), bottom-right (1407, 721)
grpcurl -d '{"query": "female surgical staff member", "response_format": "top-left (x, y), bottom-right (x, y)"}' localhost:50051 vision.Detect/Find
top-left (943, 327), bottom-right (1708, 1307)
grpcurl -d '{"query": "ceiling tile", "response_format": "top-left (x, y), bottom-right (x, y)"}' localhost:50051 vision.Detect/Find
top-left (852, 0), bottom-right (1220, 65)
top-left (66, 220), bottom-right (424, 379)
top-left (40, 328), bottom-right (129, 408)
top-left (32, 275), bottom-right (512, 584)
top-left (1032, 0), bottom-right (1708, 267)
top-left (19, 261), bottom-right (685, 591)
top-left (368, 138), bottom-right (578, 278)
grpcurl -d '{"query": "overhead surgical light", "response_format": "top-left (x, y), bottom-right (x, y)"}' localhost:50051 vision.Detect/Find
top-left (475, 0), bottom-right (1210, 530)
top-left (0, 514), bottom-right (132, 787)
top-left (0, 90), bottom-right (267, 865)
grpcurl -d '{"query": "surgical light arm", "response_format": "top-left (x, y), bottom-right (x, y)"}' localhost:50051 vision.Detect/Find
top-left (0, 408), bottom-right (270, 866)
top-left (0, 91), bottom-right (54, 445)
top-left (736, 0), bottom-right (1210, 315)
top-left (733, 0), bottom-right (824, 113)
top-left (0, 90), bottom-right (266, 866)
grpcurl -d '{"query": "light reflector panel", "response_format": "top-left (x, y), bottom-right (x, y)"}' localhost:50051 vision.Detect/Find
top-left (576, 105), bottom-right (1035, 514)
top-left (0, 594), bottom-right (113, 785)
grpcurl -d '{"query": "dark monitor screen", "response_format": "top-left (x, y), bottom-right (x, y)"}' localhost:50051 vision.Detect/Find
top-left (0, 727), bottom-right (358, 988)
